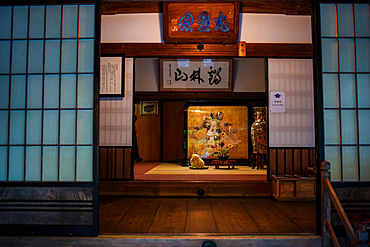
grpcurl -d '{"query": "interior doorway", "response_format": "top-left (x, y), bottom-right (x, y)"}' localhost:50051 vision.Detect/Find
top-left (133, 101), bottom-right (268, 181)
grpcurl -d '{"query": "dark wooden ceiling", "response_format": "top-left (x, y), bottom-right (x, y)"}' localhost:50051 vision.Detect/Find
top-left (101, 1), bottom-right (311, 15)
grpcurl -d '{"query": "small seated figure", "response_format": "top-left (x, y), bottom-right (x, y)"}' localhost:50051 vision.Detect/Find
top-left (189, 154), bottom-right (208, 169)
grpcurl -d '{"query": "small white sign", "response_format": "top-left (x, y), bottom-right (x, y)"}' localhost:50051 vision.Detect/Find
top-left (270, 91), bottom-right (286, 113)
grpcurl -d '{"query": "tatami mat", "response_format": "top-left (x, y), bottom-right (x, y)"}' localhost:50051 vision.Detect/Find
top-left (145, 163), bottom-right (267, 175)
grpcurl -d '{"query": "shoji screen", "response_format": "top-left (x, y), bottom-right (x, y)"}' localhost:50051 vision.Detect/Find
top-left (320, 3), bottom-right (370, 181)
top-left (268, 59), bottom-right (315, 147)
top-left (0, 5), bottom-right (95, 182)
top-left (99, 58), bottom-right (133, 146)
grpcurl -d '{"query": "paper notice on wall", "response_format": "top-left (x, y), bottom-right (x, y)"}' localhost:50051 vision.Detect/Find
top-left (270, 91), bottom-right (286, 113)
top-left (100, 56), bottom-right (122, 95)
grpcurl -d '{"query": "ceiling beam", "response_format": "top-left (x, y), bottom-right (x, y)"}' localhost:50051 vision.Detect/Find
top-left (101, 43), bottom-right (313, 58)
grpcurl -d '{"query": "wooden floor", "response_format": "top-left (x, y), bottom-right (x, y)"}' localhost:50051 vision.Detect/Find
top-left (99, 196), bottom-right (316, 235)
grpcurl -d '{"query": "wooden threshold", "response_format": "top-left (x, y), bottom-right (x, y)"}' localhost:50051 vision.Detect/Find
top-left (1, 235), bottom-right (322, 247)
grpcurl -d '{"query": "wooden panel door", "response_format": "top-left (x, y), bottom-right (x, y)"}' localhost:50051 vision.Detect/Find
top-left (162, 102), bottom-right (185, 161)
top-left (135, 103), bottom-right (161, 161)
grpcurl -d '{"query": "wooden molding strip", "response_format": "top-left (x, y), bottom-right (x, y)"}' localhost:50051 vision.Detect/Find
top-left (101, 1), bottom-right (311, 15)
top-left (245, 43), bottom-right (313, 58)
top-left (101, 43), bottom-right (239, 57)
top-left (241, 1), bottom-right (311, 15)
top-left (101, 43), bottom-right (313, 58)
top-left (101, 1), bottom-right (161, 15)
top-left (134, 92), bottom-right (267, 102)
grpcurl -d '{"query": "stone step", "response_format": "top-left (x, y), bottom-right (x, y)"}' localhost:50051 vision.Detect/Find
top-left (99, 180), bottom-right (272, 197)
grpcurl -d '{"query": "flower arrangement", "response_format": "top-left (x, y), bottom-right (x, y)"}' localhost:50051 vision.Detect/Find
top-left (211, 132), bottom-right (234, 160)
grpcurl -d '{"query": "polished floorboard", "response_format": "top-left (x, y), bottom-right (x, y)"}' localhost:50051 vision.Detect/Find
top-left (99, 196), bottom-right (316, 235)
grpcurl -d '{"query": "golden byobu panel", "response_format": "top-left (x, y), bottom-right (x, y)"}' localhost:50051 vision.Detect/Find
top-left (187, 106), bottom-right (248, 159)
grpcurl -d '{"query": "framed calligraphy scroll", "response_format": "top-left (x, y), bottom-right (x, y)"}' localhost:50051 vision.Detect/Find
top-left (100, 54), bottom-right (124, 97)
top-left (163, 1), bottom-right (240, 44)
top-left (159, 58), bottom-right (233, 92)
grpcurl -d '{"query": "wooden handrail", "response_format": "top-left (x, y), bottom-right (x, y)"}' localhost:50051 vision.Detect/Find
top-left (325, 177), bottom-right (357, 246)
top-left (326, 218), bottom-right (341, 247)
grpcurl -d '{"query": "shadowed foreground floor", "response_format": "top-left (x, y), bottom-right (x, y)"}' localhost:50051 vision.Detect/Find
top-left (99, 196), bottom-right (316, 235)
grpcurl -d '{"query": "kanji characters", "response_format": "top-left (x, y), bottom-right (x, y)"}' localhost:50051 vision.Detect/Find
top-left (178, 11), bottom-right (230, 33)
top-left (178, 12), bottom-right (194, 32)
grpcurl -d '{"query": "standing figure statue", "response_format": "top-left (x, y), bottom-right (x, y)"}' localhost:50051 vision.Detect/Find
top-left (250, 107), bottom-right (267, 169)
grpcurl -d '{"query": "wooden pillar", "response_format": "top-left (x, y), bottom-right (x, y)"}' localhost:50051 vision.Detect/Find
top-left (321, 161), bottom-right (331, 247)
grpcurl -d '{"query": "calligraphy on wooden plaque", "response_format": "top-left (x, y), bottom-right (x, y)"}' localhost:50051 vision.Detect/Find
top-left (163, 2), bottom-right (240, 44)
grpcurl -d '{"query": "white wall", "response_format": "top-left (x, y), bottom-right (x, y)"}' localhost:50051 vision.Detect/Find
top-left (135, 58), bottom-right (159, 91)
top-left (101, 13), bottom-right (312, 43)
top-left (240, 13), bottom-right (312, 43)
top-left (233, 58), bottom-right (266, 92)
top-left (101, 13), bottom-right (163, 43)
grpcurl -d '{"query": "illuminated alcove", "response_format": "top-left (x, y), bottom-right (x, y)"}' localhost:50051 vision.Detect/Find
top-left (187, 105), bottom-right (249, 160)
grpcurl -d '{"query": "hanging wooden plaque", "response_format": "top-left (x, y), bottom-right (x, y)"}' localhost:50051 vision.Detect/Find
top-left (163, 1), bottom-right (240, 44)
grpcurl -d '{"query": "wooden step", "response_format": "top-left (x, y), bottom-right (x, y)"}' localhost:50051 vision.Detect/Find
top-left (0, 235), bottom-right (322, 247)
top-left (99, 181), bottom-right (272, 197)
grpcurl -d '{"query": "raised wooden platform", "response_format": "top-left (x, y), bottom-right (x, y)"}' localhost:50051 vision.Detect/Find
top-left (99, 180), bottom-right (272, 197)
